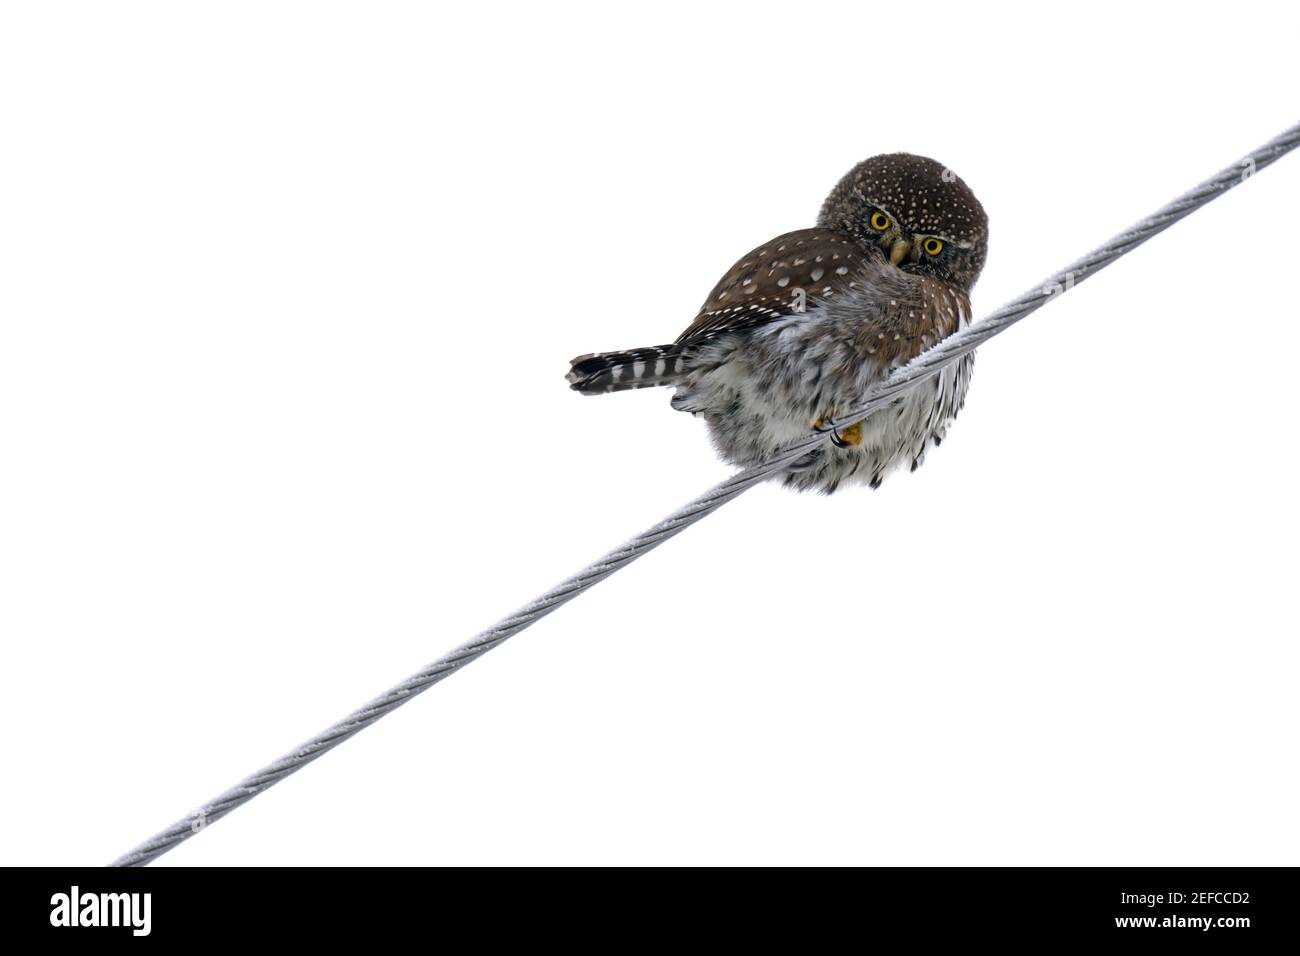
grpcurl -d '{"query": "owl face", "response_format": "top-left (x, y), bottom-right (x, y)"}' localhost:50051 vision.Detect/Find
top-left (817, 153), bottom-right (988, 292)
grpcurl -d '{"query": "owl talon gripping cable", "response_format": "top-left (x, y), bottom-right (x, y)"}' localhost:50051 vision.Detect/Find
top-left (567, 154), bottom-right (988, 494)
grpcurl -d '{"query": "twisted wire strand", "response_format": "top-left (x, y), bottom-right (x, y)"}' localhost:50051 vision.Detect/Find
top-left (111, 121), bottom-right (1300, 867)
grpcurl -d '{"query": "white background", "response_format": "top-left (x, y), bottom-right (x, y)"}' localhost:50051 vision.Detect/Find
top-left (3, 1), bottom-right (1298, 866)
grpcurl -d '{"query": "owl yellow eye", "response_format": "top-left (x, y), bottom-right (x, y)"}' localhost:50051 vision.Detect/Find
top-left (922, 238), bottom-right (944, 256)
top-left (869, 211), bottom-right (890, 231)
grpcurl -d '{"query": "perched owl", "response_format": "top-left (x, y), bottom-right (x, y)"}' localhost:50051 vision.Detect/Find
top-left (566, 154), bottom-right (988, 494)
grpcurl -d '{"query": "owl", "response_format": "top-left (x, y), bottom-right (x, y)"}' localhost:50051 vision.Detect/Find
top-left (566, 154), bottom-right (989, 494)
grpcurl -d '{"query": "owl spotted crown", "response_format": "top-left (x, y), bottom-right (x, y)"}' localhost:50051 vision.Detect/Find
top-left (817, 153), bottom-right (988, 293)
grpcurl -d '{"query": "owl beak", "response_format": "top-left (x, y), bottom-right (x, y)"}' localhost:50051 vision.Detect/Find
top-left (888, 238), bottom-right (912, 267)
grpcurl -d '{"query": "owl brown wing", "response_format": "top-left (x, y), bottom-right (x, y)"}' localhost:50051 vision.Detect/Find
top-left (675, 228), bottom-right (869, 345)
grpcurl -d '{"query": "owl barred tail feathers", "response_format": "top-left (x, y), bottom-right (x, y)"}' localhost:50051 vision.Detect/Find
top-left (566, 344), bottom-right (693, 394)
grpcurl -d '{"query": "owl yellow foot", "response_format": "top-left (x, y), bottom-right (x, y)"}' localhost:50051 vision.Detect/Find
top-left (832, 421), bottom-right (863, 448)
top-left (812, 413), bottom-right (863, 448)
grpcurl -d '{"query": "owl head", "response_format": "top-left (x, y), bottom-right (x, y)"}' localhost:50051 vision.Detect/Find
top-left (817, 153), bottom-right (988, 292)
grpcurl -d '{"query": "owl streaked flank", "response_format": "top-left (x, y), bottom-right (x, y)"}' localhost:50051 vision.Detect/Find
top-left (566, 154), bottom-right (989, 494)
